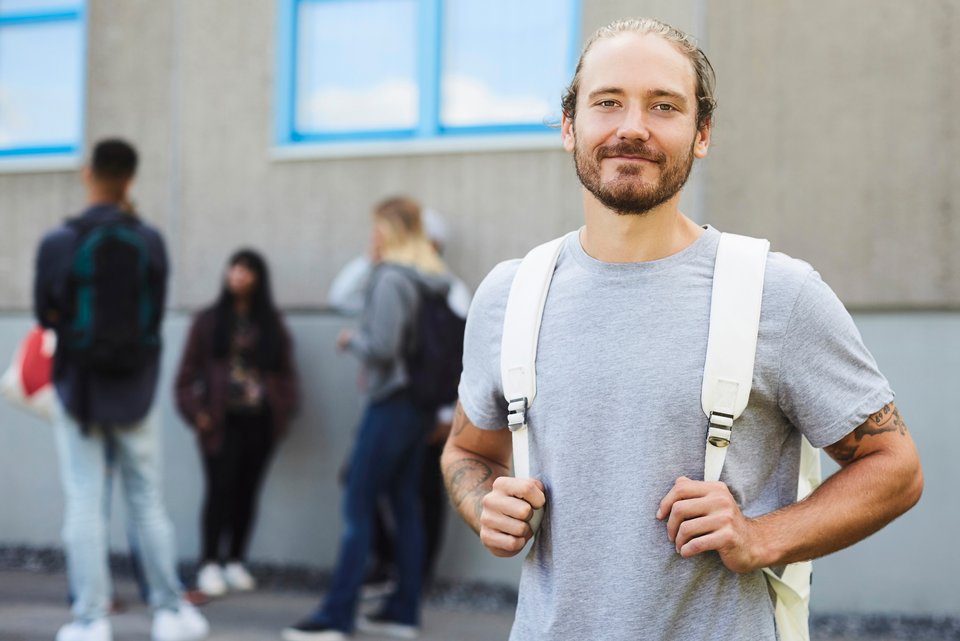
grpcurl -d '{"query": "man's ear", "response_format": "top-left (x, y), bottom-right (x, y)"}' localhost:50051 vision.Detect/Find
top-left (693, 118), bottom-right (711, 159)
top-left (561, 113), bottom-right (575, 152)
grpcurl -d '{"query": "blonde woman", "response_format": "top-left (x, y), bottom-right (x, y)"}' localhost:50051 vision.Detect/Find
top-left (284, 197), bottom-right (454, 641)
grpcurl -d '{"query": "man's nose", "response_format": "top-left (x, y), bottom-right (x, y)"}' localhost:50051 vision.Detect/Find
top-left (616, 106), bottom-right (651, 141)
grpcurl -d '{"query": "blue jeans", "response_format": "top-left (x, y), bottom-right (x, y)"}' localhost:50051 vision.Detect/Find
top-left (53, 402), bottom-right (182, 622)
top-left (317, 391), bottom-right (431, 631)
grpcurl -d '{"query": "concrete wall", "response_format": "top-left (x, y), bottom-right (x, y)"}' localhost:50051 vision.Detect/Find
top-left (1, 0), bottom-right (956, 311)
top-left (706, 0), bottom-right (960, 308)
top-left (1, 311), bottom-right (958, 614)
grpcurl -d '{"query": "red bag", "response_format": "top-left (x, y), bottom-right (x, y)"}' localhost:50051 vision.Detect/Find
top-left (1, 326), bottom-right (56, 420)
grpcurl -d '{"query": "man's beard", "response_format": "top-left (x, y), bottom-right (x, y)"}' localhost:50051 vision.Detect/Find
top-left (573, 135), bottom-right (696, 215)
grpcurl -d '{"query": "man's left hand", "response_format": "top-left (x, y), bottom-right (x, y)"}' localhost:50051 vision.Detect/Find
top-left (656, 476), bottom-right (766, 574)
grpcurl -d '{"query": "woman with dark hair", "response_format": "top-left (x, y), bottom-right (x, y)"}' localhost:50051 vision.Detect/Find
top-left (175, 249), bottom-right (298, 597)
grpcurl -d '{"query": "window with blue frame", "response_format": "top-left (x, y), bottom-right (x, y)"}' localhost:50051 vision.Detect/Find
top-left (278, 0), bottom-right (579, 145)
top-left (0, 0), bottom-right (85, 158)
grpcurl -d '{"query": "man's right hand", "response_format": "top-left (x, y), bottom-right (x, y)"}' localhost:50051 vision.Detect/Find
top-left (442, 402), bottom-right (542, 556)
top-left (479, 476), bottom-right (546, 557)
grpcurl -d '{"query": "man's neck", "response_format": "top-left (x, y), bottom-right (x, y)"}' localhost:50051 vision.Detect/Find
top-left (86, 185), bottom-right (126, 209)
top-left (579, 191), bottom-right (703, 263)
top-left (87, 198), bottom-right (122, 208)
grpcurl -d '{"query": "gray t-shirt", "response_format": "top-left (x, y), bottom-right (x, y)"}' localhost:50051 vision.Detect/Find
top-left (458, 226), bottom-right (892, 641)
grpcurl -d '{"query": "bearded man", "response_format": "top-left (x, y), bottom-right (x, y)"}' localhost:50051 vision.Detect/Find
top-left (441, 17), bottom-right (922, 641)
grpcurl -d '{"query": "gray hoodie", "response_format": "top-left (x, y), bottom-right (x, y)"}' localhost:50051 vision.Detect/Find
top-left (345, 262), bottom-right (454, 402)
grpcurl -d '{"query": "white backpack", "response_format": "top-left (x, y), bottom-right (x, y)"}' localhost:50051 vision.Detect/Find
top-left (500, 231), bottom-right (822, 641)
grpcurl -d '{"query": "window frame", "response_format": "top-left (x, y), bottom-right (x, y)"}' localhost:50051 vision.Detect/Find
top-left (275, 0), bottom-right (580, 148)
top-left (0, 1), bottom-right (87, 159)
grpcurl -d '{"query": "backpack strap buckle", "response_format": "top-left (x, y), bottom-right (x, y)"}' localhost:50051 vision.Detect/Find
top-left (709, 410), bottom-right (734, 428)
top-left (507, 397), bottom-right (528, 432)
top-left (707, 411), bottom-right (734, 447)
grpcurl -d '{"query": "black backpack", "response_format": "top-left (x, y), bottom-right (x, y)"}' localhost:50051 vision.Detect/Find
top-left (398, 272), bottom-right (466, 412)
top-left (63, 215), bottom-right (160, 377)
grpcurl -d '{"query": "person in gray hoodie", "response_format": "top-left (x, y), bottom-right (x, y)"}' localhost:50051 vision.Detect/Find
top-left (284, 196), bottom-right (453, 641)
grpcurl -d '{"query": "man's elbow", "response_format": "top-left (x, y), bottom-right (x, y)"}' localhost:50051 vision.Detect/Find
top-left (901, 458), bottom-right (924, 514)
top-left (884, 448), bottom-right (924, 517)
top-left (439, 438), bottom-right (462, 477)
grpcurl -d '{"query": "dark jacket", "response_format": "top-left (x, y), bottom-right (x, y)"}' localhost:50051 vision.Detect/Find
top-left (33, 204), bottom-right (168, 424)
top-left (174, 307), bottom-right (299, 453)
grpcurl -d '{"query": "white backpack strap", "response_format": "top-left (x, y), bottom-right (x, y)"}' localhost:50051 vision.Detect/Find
top-left (702, 233), bottom-right (818, 641)
top-left (501, 236), bottom-right (565, 482)
top-left (701, 233), bottom-right (769, 482)
top-left (764, 439), bottom-right (820, 641)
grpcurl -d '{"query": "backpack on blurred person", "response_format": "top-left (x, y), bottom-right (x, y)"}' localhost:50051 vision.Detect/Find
top-left (405, 282), bottom-right (466, 412)
top-left (63, 212), bottom-right (160, 378)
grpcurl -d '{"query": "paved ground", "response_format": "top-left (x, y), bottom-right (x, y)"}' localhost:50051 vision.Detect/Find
top-left (0, 569), bottom-right (513, 641)
top-left (3, 567), bottom-right (959, 641)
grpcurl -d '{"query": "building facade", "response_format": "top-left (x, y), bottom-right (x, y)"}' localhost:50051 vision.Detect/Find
top-left (0, 0), bottom-right (957, 616)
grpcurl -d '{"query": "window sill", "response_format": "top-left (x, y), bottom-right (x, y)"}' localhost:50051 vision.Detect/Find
top-left (269, 133), bottom-right (564, 162)
top-left (0, 154), bottom-right (81, 174)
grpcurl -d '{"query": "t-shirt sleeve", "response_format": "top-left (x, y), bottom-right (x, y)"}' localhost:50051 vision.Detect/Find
top-left (777, 270), bottom-right (894, 449)
top-left (457, 260), bottom-right (518, 431)
top-left (347, 268), bottom-right (412, 366)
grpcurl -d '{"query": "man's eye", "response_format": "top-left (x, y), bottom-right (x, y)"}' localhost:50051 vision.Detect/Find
top-left (597, 100), bottom-right (619, 108)
top-left (653, 104), bottom-right (676, 112)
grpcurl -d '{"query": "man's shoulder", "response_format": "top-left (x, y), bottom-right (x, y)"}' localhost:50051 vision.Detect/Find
top-left (763, 249), bottom-right (816, 300)
top-left (37, 223), bottom-right (77, 256)
top-left (132, 215), bottom-right (163, 236)
top-left (122, 214), bottom-right (165, 247)
top-left (39, 224), bottom-right (74, 242)
top-left (472, 258), bottom-right (522, 310)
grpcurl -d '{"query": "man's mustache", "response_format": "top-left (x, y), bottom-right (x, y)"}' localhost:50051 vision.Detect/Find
top-left (595, 142), bottom-right (665, 163)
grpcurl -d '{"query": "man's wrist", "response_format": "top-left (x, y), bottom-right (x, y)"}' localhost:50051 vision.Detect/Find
top-left (443, 456), bottom-right (496, 532)
top-left (745, 516), bottom-right (784, 571)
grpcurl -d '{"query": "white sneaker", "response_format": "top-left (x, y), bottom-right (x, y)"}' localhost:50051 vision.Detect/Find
top-left (176, 601), bottom-right (210, 639)
top-left (223, 561), bottom-right (256, 591)
top-left (152, 603), bottom-right (210, 641)
top-left (196, 562), bottom-right (227, 597)
top-left (56, 619), bottom-right (112, 641)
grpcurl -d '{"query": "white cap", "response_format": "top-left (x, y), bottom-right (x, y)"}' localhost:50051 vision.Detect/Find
top-left (422, 207), bottom-right (449, 249)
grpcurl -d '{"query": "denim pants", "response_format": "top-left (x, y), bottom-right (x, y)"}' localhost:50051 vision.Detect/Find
top-left (318, 390), bottom-right (431, 631)
top-left (53, 402), bottom-right (182, 622)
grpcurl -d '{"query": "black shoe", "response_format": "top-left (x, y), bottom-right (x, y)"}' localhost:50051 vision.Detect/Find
top-left (281, 618), bottom-right (349, 641)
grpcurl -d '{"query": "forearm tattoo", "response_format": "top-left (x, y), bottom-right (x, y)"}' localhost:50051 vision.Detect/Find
top-left (825, 403), bottom-right (909, 463)
top-left (444, 458), bottom-right (493, 526)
